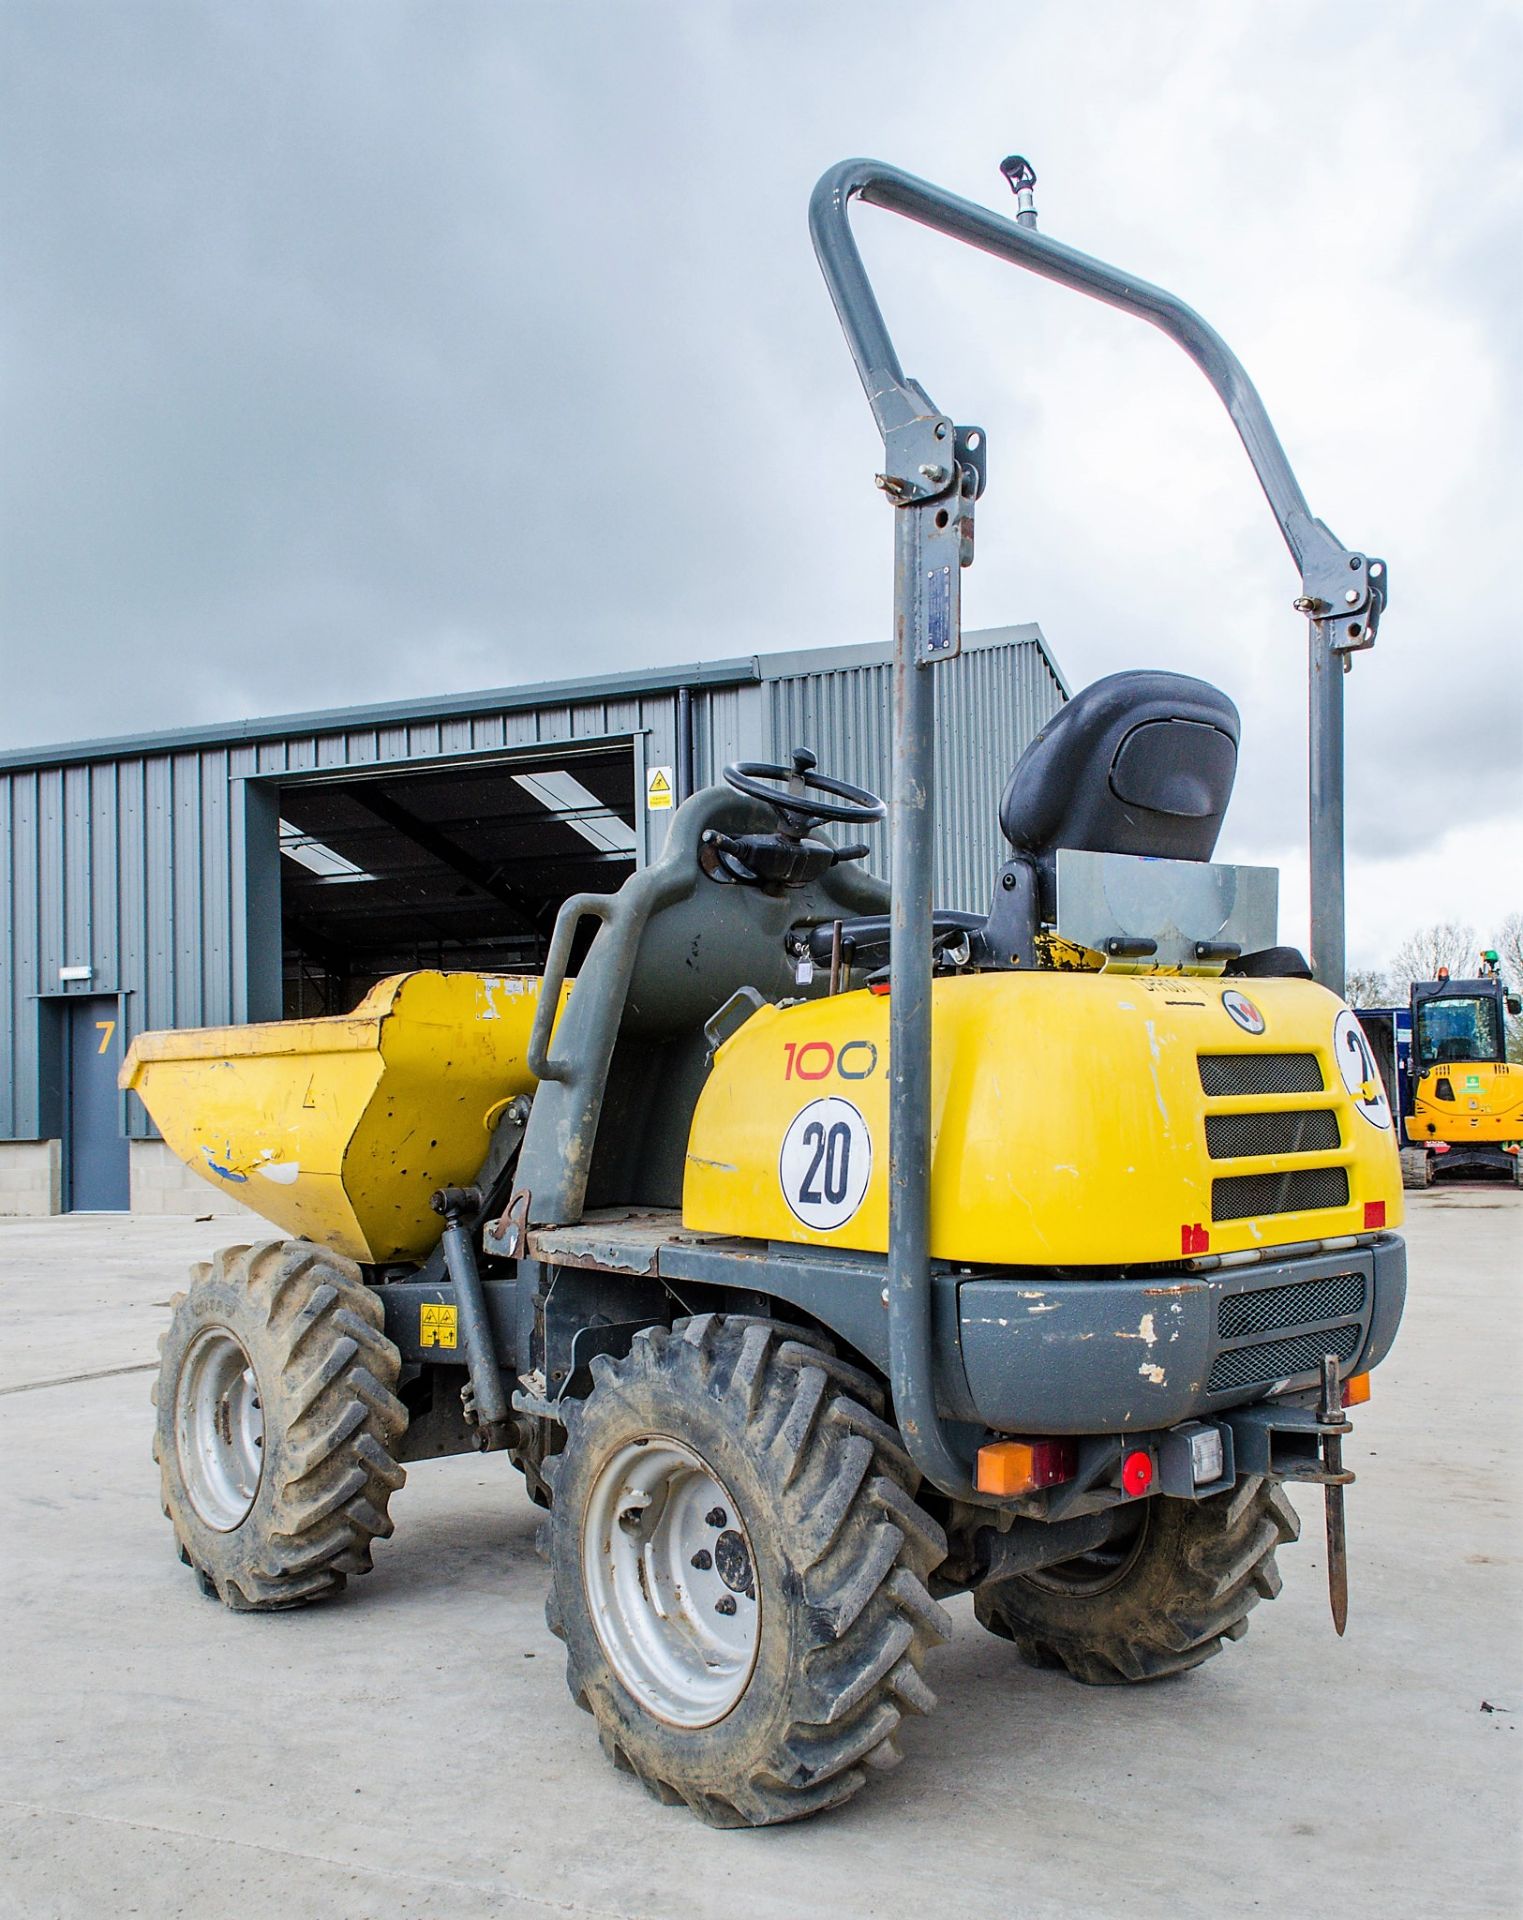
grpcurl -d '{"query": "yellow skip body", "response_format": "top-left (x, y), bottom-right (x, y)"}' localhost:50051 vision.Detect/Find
top-left (1406, 1060), bottom-right (1523, 1147)
top-left (121, 970), bottom-right (564, 1262)
top-left (683, 972), bottom-right (1402, 1267)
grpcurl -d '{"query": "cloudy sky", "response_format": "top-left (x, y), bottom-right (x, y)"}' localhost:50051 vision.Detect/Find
top-left (2, 1), bottom-right (1518, 968)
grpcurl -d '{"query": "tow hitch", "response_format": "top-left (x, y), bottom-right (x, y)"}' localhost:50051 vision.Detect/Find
top-left (1224, 1361), bottom-right (1362, 1635)
top-left (1318, 1353), bottom-right (1355, 1636)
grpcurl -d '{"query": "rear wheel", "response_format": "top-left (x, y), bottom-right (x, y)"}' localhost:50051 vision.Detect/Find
top-left (543, 1314), bottom-right (951, 1826)
top-left (973, 1478), bottom-right (1298, 1684)
top-left (1400, 1146), bottom-right (1432, 1190)
top-left (153, 1240), bottom-right (407, 1610)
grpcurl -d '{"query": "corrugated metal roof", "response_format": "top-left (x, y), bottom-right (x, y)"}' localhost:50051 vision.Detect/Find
top-left (0, 655), bottom-right (763, 774)
top-left (0, 623), bottom-right (1056, 772)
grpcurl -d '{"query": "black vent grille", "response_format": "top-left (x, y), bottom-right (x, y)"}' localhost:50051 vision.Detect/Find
top-left (1218, 1272), bottom-right (1367, 1339)
top-left (1205, 1110), bottom-right (1340, 1159)
top-left (1208, 1322), bottom-right (1362, 1393)
top-left (1211, 1167), bottom-right (1350, 1222)
top-left (1199, 1053), bottom-right (1324, 1097)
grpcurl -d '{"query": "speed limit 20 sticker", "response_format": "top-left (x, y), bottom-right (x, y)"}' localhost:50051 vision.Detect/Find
top-left (1333, 1008), bottom-right (1392, 1130)
top-left (778, 1097), bottom-right (873, 1232)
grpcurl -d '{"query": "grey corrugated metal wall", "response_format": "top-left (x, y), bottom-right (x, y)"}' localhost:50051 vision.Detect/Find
top-left (0, 628), bottom-right (1062, 1143)
top-left (761, 625), bottom-right (1064, 909)
top-left (0, 687), bottom-right (693, 1140)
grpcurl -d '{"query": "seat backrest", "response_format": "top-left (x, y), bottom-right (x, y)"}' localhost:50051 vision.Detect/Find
top-left (999, 670), bottom-right (1239, 909)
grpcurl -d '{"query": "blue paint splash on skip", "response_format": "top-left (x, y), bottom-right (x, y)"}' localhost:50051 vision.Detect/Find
top-left (201, 1145), bottom-right (248, 1183)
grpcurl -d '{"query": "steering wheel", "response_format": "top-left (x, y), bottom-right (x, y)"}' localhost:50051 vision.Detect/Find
top-left (724, 748), bottom-right (885, 829)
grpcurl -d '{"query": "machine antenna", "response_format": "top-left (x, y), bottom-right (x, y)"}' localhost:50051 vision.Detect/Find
top-left (999, 153), bottom-right (1038, 228)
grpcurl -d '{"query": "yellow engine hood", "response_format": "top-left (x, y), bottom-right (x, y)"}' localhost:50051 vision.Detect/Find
top-left (683, 972), bottom-right (1402, 1267)
top-left (121, 970), bottom-right (563, 1263)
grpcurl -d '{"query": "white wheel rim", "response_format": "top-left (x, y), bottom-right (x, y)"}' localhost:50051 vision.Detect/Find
top-left (582, 1436), bottom-right (760, 1728)
top-left (174, 1327), bottom-right (264, 1531)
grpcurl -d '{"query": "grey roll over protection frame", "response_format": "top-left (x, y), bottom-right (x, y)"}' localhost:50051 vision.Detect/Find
top-left (808, 157), bottom-right (1388, 1502)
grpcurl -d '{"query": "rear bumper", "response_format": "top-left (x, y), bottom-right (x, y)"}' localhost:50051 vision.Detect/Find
top-left (951, 1234), bottom-right (1406, 1435)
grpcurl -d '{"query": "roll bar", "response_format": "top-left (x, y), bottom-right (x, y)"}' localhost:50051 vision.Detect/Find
top-left (810, 158), bottom-right (1386, 633)
top-left (809, 158), bottom-right (1388, 1502)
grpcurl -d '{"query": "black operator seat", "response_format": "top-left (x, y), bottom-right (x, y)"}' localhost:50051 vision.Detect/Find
top-left (799, 669), bottom-right (1242, 976)
top-left (999, 668), bottom-right (1240, 920)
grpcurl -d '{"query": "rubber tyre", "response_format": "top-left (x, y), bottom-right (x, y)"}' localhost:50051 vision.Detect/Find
top-left (1400, 1147), bottom-right (1432, 1190)
top-left (973, 1478), bottom-right (1299, 1685)
top-left (153, 1240), bottom-right (408, 1610)
top-left (543, 1314), bottom-right (951, 1827)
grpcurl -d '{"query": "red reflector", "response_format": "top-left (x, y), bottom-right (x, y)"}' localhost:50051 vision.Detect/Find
top-left (1432, 1141), bottom-right (1449, 1153)
top-left (1364, 1200), bottom-right (1386, 1229)
top-left (1181, 1223), bottom-right (1209, 1256)
top-left (868, 982), bottom-right (891, 996)
top-left (1121, 1450), bottom-right (1154, 1497)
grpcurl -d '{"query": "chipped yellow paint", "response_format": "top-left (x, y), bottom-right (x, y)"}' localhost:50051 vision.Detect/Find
top-left (683, 972), bottom-right (1403, 1266)
top-left (121, 970), bottom-right (567, 1263)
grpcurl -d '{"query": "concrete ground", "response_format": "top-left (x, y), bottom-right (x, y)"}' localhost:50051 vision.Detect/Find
top-left (1, 1194), bottom-right (1518, 1920)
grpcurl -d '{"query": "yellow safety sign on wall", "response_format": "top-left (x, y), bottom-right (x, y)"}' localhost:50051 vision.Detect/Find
top-left (646, 766), bottom-right (674, 811)
top-left (420, 1302), bottom-right (458, 1349)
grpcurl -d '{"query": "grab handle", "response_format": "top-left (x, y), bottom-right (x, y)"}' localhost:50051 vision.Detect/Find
top-left (527, 893), bottom-right (616, 1083)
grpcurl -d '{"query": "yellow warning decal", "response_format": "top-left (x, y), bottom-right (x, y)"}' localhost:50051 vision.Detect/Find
top-left (646, 766), bottom-right (674, 811)
top-left (420, 1302), bottom-right (458, 1350)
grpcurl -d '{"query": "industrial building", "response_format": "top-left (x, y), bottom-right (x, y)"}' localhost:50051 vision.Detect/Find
top-left (0, 624), bottom-right (1064, 1215)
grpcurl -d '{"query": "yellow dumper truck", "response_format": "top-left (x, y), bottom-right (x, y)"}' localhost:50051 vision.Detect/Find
top-left (124, 157), bottom-right (1404, 1826)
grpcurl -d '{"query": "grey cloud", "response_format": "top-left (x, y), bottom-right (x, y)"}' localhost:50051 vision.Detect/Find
top-left (2, 0), bottom-right (1518, 938)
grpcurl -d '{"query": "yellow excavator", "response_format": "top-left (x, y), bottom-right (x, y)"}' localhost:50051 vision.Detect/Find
top-left (1398, 955), bottom-right (1523, 1188)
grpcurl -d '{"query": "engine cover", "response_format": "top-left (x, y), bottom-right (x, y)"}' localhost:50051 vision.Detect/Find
top-left (682, 972), bottom-right (1402, 1267)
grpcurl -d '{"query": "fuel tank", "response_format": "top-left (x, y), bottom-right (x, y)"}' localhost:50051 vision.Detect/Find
top-left (682, 972), bottom-right (1403, 1267)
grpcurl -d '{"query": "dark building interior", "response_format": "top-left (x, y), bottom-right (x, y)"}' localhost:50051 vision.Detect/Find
top-left (277, 742), bottom-right (638, 1015)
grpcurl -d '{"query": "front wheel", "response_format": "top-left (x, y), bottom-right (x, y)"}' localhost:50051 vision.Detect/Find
top-left (543, 1315), bottom-right (950, 1826)
top-left (974, 1477), bottom-right (1298, 1684)
top-left (153, 1240), bottom-right (408, 1610)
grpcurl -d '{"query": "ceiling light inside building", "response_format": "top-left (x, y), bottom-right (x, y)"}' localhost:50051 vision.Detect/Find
top-left (512, 770), bottom-right (637, 854)
top-left (278, 819), bottom-right (372, 881)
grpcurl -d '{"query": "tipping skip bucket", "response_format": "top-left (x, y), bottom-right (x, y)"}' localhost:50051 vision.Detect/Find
top-left (120, 970), bottom-right (564, 1263)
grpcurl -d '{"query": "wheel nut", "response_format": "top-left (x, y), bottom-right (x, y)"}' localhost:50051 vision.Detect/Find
top-left (715, 1595), bottom-right (737, 1616)
top-left (705, 1506), bottom-right (727, 1528)
top-left (690, 1549), bottom-right (712, 1571)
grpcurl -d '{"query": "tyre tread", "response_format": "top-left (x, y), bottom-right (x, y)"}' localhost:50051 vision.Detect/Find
top-left (155, 1238), bottom-right (406, 1611)
top-left (550, 1314), bottom-right (945, 1827)
top-left (974, 1477), bottom-right (1296, 1687)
